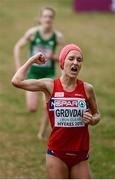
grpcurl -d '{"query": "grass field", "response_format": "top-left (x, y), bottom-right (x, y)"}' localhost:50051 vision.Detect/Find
top-left (0, 0), bottom-right (115, 178)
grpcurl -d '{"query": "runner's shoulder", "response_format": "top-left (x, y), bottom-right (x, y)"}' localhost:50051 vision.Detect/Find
top-left (55, 30), bottom-right (64, 43)
top-left (55, 30), bottom-right (63, 37)
top-left (84, 82), bottom-right (94, 98)
top-left (84, 82), bottom-right (93, 89)
top-left (42, 78), bottom-right (53, 84)
top-left (24, 26), bottom-right (39, 40)
top-left (41, 78), bottom-right (54, 94)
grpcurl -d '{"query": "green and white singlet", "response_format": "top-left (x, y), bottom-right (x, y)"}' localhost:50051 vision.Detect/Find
top-left (26, 30), bottom-right (58, 79)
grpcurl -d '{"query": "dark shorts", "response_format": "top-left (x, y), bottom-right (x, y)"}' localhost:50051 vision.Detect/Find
top-left (47, 149), bottom-right (89, 169)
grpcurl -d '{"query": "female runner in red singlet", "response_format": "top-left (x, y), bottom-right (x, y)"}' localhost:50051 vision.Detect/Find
top-left (12, 44), bottom-right (101, 179)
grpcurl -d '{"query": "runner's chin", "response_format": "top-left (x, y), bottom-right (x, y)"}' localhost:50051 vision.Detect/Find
top-left (69, 71), bottom-right (78, 78)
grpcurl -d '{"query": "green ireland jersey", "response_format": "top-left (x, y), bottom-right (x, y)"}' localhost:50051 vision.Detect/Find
top-left (27, 30), bottom-right (58, 79)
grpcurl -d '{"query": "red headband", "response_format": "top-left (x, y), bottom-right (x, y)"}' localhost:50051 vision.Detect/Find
top-left (59, 44), bottom-right (82, 69)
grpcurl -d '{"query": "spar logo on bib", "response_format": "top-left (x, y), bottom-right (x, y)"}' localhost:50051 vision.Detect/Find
top-left (53, 98), bottom-right (87, 127)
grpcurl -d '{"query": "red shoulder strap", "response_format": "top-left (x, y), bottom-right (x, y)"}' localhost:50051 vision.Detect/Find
top-left (77, 79), bottom-right (88, 100)
top-left (52, 78), bottom-right (63, 96)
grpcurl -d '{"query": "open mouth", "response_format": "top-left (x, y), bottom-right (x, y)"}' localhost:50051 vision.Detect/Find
top-left (71, 66), bottom-right (78, 73)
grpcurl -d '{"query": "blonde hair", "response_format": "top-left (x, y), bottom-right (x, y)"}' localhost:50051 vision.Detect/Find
top-left (39, 6), bottom-right (56, 17)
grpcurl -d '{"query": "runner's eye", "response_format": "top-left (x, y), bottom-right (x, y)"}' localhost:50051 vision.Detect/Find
top-left (44, 15), bottom-right (54, 19)
top-left (77, 57), bottom-right (82, 62)
top-left (68, 56), bottom-right (74, 61)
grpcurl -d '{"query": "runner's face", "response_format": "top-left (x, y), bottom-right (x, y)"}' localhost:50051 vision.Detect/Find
top-left (64, 50), bottom-right (83, 78)
top-left (40, 10), bottom-right (54, 29)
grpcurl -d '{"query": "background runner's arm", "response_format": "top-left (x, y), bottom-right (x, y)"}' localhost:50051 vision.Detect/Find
top-left (83, 84), bottom-right (101, 126)
top-left (12, 53), bottom-right (50, 92)
top-left (14, 27), bottom-right (37, 71)
top-left (52, 31), bottom-right (64, 61)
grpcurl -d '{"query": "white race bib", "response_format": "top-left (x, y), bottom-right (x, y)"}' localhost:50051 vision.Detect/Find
top-left (50, 98), bottom-right (87, 127)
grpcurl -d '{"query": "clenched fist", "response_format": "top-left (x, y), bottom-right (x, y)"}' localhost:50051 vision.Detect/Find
top-left (83, 111), bottom-right (93, 125)
top-left (31, 52), bottom-right (46, 64)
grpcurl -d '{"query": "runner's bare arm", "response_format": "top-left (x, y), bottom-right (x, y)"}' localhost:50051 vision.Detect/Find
top-left (12, 53), bottom-right (53, 96)
top-left (53, 31), bottom-right (64, 61)
top-left (83, 83), bottom-right (101, 126)
top-left (14, 27), bottom-right (38, 70)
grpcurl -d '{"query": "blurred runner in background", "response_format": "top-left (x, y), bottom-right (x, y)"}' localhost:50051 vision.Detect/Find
top-left (14, 7), bottom-right (64, 140)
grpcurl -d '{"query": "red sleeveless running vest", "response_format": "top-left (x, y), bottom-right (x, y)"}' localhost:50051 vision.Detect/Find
top-left (47, 78), bottom-right (90, 152)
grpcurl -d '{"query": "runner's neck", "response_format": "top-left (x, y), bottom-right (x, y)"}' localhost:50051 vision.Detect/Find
top-left (40, 25), bottom-right (53, 34)
top-left (60, 75), bottom-right (78, 92)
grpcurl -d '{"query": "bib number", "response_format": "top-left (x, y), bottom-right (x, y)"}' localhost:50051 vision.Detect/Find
top-left (51, 98), bottom-right (87, 127)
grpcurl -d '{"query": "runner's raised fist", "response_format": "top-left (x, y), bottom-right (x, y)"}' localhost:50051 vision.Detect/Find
top-left (31, 52), bottom-right (46, 64)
